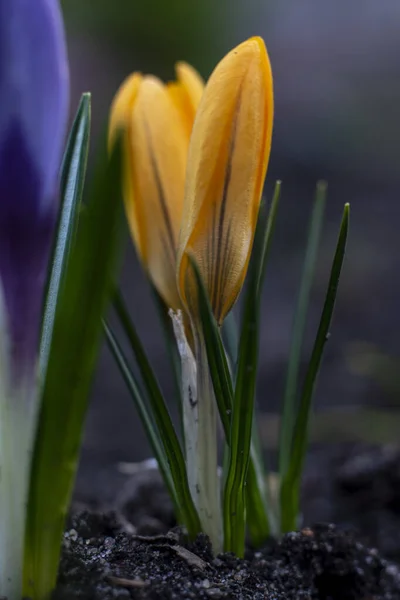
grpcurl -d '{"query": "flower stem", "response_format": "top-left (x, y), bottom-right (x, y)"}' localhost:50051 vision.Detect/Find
top-left (170, 312), bottom-right (222, 553)
top-left (192, 329), bottom-right (222, 553)
top-left (169, 310), bottom-right (198, 504)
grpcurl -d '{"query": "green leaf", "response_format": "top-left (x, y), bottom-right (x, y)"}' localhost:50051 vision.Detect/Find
top-left (189, 257), bottom-right (234, 440)
top-left (190, 253), bottom-right (275, 545)
top-left (103, 321), bottom-right (178, 512)
top-left (280, 203), bottom-right (350, 532)
top-left (150, 285), bottom-right (183, 430)
top-left (279, 182), bottom-right (326, 477)
top-left (112, 290), bottom-right (201, 538)
top-left (39, 93), bottom-right (91, 384)
top-left (222, 311), bottom-right (239, 376)
top-left (245, 448), bottom-right (272, 546)
top-left (23, 133), bottom-right (125, 600)
top-left (223, 182), bottom-right (281, 556)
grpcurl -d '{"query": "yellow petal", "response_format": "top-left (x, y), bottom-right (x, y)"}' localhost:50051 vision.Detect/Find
top-left (127, 75), bottom-right (190, 309)
top-left (175, 62), bottom-right (205, 115)
top-left (108, 72), bottom-right (142, 149)
top-left (167, 62), bottom-right (204, 137)
top-left (108, 72), bottom-right (143, 263)
top-left (177, 37), bottom-right (274, 324)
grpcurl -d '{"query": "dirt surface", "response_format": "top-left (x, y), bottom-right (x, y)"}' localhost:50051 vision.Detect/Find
top-left (73, 443), bottom-right (400, 564)
top-left (303, 443), bottom-right (400, 563)
top-left (58, 445), bottom-right (400, 600)
top-left (60, 443), bottom-right (400, 598)
top-left (54, 511), bottom-right (400, 600)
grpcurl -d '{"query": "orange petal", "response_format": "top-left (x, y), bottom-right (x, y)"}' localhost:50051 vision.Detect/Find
top-left (175, 62), bottom-right (204, 115)
top-left (177, 37), bottom-right (274, 324)
top-left (108, 72), bottom-right (143, 262)
top-left (127, 75), bottom-right (190, 309)
top-left (167, 62), bottom-right (204, 137)
top-left (108, 72), bottom-right (142, 149)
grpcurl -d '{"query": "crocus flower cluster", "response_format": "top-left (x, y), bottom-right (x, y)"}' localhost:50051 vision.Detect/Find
top-left (110, 38), bottom-right (273, 327)
top-left (109, 37), bottom-right (274, 550)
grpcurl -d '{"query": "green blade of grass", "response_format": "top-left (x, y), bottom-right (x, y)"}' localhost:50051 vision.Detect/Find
top-left (113, 290), bottom-right (201, 538)
top-left (189, 257), bottom-right (234, 439)
top-left (279, 182), bottom-right (327, 478)
top-left (103, 321), bottom-right (178, 512)
top-left (23, 135), bottom-right (125, 600)
top-left (150, 285), bottom-right (183, 428)
top-left (223, 182), bottom-right (281, 556)
top-left (222, 311), bottom-right (239, 376)
top-left (280, 203), bottom-right (350, 532)
top-left (39, 93), bottom-right (91, 384)
top-left (246, 448), bottom-right (272, 546)
top-left (190, 254), bottom-right (274, 544)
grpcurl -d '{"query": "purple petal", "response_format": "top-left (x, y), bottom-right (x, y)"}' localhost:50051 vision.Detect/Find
top-left (0, 0), bottom-right (69, 382)
top-left (0, 0), bottom-right (69, 208)
top-left (0, 122), bottom-right (55, 381)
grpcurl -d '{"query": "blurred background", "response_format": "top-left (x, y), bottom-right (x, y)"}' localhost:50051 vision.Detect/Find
top-left (60, 0), bottom-right (400, 502)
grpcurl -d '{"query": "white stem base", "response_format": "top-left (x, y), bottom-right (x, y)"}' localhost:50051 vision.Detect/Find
top-left (195, 354), bottom-right (222, 553)
top-left (170, 311), bottom-right (222, 553)
top-left (169, 310), bottom-right (199, 498)
top-left (0, 385), bottom-right (37, 600)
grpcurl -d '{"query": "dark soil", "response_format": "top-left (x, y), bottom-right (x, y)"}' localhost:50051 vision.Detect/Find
top-left (53, 444), bottom-right (400, 599)
top-left (54, 513), bottom-right (400, 600)
top-left (303, 443), bottom-right (400, 563)
top-left (73, 443), bottom-right (400, 563)
top-left (52, 447), bottom-right (400, 600)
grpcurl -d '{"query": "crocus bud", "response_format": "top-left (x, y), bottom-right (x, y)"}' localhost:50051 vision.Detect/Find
top-left (177, 37), bottom-right (274, 325)
top-left (109, 65), bottom-right (204, 310)
top-left (0, 0), bottom-right (69, 383)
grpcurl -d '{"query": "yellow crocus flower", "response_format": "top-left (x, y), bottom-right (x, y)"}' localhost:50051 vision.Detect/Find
top-left (177, 37), bottom-right (274, 325)
top-left (109, 65), bottom-right (204, 310)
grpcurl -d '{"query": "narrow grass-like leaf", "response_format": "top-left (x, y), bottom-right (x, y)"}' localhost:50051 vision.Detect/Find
top-left (249, 404), bottom-right (282, 539)
top-left (103, 321), bottom-right (178, 512)
top-left (279, 182), bottom-right (326, 477)
top-left (39, 94), bottom-right (91, 383)
top-left (222, 311), bottom-right (239, 376)
top-left (190, 256), bottom-right (274, 543)
top-left (151, 286), bottom-right (183, 423)
top-left (113, 290), bottom-right (201, 538)
top-left (23, 137), bottom-right (125, 600)
top-left (190, 257), bottom-right (234, 439)
top-left (223, 182), bottom-right (281, 556)
top-left (280, 203), bottom-right (350, 532)
top-left (246, 449), bottom-right (272, 546)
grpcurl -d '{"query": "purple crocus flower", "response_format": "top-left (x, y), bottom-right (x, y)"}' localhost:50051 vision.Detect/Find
top-left (0, 0), bottom-right (69, 383)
